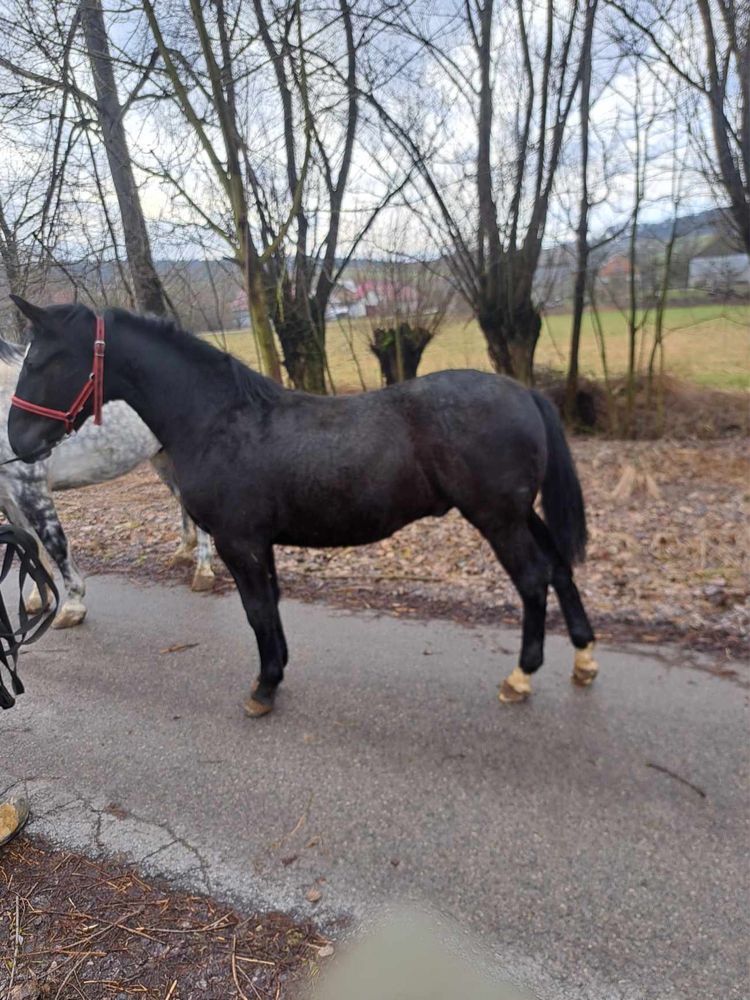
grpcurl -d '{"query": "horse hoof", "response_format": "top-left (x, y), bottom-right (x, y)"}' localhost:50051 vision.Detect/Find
top-left (498, 666), bottom-right (531, 705)
top-left (169, 546), bottom-right (196, 568)
top-left (0, 796), bottom-right (30, 847)
top-left (25, 589), bottom-right (49, 614)
top-left (191, 569), bottom-right (215, 593)
top-left (244, 697), bottom-right (274, 718)
top-left (52, 602), bottom-right (87, 629)
top-left (572, 643), bottom-right (598, 687)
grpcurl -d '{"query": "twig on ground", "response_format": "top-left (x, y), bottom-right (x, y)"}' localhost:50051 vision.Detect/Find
top-left (231, 934), bottom-right (252, 1000)
top-left (646, 761), bottom-right (707, 798)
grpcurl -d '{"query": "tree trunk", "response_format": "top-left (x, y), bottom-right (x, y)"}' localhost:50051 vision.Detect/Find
top-left (370, 324), bottom-right (434, 385)
top-left (243, 235), bottom-right (282, 382)
top-left (479, 299), bottom-right (541, 385)
top-left (275, 304), bottom-right (327, 393)
top-left (0, 197), bottom-right (26, 340)
top-left (565, 0), bottom-right (597, 424)
top-left (80, 0), bottom-right (167, 316)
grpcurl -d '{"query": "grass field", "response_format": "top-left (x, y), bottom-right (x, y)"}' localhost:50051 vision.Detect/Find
top-left (204, 302), bottom-right (750, 392)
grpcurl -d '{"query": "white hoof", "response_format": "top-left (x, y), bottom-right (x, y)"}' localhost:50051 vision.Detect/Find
top-left (572, 643), bottom-right (598, 687)
top-left (25, 586), bottom-right (49, 615)
top-left (498, 666), bottom-right (532, 704)
top-left (191, 567), bottom-right (215, 593)
top-left (170, 545), bottom-right (196, 568)
top-left (52, 600), bottom-right (87, 629)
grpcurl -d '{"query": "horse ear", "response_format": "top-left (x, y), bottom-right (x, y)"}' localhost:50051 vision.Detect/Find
top-left (9, 295), bottom-right (49, 328)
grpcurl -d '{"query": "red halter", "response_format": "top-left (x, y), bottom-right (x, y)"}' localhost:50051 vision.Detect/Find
top-left (11, 315), bottom-right (106, 434)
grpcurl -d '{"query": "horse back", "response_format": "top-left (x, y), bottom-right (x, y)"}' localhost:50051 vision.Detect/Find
top-left (200, 370), bottom-right (547, 548)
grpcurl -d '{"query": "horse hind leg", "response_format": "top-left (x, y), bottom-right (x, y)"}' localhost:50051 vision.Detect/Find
top-left (190, 526), bottom-right (215, 592)
top-left (473, 517), bottom-right (551, 705)
top-left (529, 512), bottom-right (598, 687)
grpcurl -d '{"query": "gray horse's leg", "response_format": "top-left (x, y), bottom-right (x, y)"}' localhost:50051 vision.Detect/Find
top-left (172, 502), bottom-right (197, 564)
top-left (2, 491), bottom-right (86, 628)
top-left (150, 451), bottom-right (215, 591)
top-left (15, 481), bottom-right (87, 628)
top-left (2, 500), bottom-right (56, 607)
top-left (192, 526), bottom-right (215, 592)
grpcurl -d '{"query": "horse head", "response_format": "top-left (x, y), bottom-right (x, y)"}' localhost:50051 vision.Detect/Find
top-left (7, 297), bottom-right (102, 462)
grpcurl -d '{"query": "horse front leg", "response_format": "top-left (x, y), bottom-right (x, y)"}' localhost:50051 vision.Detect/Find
top-left (217, 539), bottom-right (287, 718)
top-left (4, 487), bottom-right (84, 627)
top-left (16, 482), bottom-right (87, 629)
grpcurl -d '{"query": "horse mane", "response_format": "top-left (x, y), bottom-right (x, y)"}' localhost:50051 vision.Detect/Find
top-left (112, 308), bottom-right (284, 408)
top-left (228, 356), bottom-right (284, 406)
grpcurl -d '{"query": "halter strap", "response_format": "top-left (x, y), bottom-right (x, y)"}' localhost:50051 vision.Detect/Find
top-left (11, 315), bottom-right (106, 434)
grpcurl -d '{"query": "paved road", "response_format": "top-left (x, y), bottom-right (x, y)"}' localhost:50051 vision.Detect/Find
top-left (2, 576), bottom-right (748, 1000)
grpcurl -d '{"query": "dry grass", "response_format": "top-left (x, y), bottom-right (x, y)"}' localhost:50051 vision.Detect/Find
top-left (204, 302), bottom-right (750, 393)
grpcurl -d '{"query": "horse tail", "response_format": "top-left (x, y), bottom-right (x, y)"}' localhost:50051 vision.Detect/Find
top-left (530, 389), bottom-right (587, 565)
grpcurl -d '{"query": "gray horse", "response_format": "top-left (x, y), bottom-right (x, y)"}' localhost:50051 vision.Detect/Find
top-left (0, 339), bottom-right (214, 627)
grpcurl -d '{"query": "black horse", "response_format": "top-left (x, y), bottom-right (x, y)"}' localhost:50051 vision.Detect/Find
top-left (7, 298), bottom-right (598, 716)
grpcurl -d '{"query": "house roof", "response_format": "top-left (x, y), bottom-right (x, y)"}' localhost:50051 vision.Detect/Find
top-left (600, 254), bottom-right (632, 278)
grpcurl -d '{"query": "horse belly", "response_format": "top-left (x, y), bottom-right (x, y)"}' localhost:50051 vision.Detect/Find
top-left (275, 477), bottom-right (445, 548)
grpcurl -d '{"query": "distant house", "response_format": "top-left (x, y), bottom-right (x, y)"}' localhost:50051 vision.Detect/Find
top-left (599, 254), bottom-right (635, 283)
top-left (688, 253), bottom-right (750, 290)
top-left (326, 280), bottom-right (368, 319)
top-left (325, 279), bottom-right (420, 320)
top-left (356, 280), bottom-right (419, 317)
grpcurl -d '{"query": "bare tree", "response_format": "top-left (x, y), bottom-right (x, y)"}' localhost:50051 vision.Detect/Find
top-left (140, 0), bottom-right (289, 379)
top-left (135, 0), bottom-right (402, 391)
top-left (0, 1), bottom-right (169, 317)
top-left (365, 1), bottom-right (594, 383)
top-left (565, 0), bottom-right (599, 419)
top-left (356, 247), bottom-right (453, 384)
top-left (606, 0), bottom-right (749, 254)
top-left (79, 0), bottom-right (168, 316)
top-left (0, 6), bottom-right (81, 335)
top-left (252, 0), bottom-right (355, 392)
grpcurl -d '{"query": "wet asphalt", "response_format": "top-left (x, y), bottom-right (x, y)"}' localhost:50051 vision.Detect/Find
top-left (1, 575), bottom-right (748, 1000)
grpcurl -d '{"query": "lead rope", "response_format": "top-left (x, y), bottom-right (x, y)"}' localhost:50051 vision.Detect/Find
top-left (0, 526), bottom-right (58, 709)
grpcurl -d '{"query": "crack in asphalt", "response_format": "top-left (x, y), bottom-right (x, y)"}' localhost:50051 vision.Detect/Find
top-left (2, 775), bottom-right (214, 895)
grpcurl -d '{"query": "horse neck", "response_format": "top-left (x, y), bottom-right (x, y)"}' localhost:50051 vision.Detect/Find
top-left (106, 317), bottom-right (231, 454)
